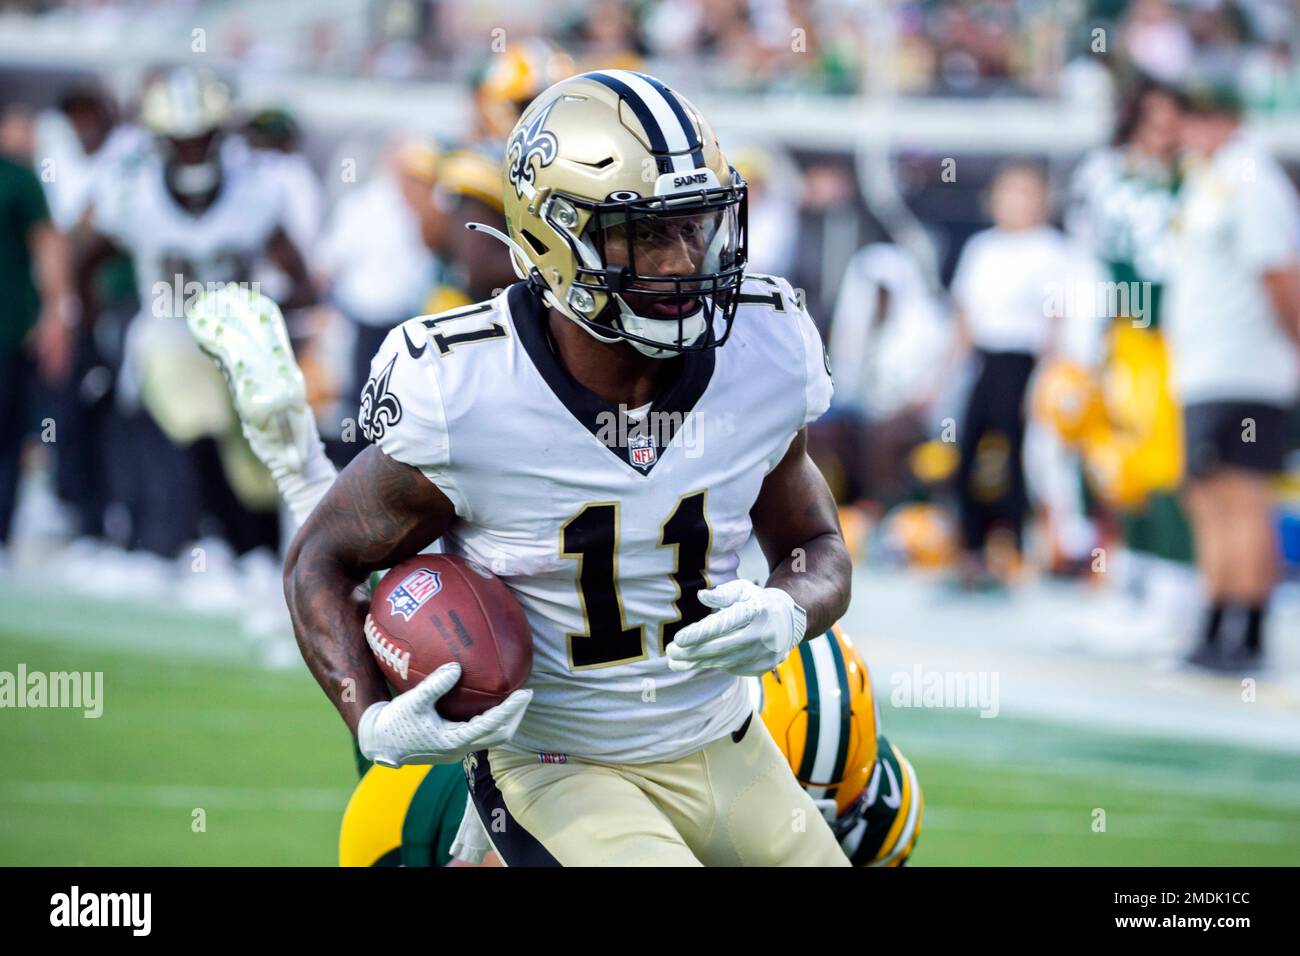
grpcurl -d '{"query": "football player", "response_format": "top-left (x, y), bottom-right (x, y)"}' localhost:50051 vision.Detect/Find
top-left (189, 286), bottom-right (920, 869)
top-left (755, 626), bottom-right (922, 866)
top-left (188, 290), bottom-right (920, 869)
top-left (420, 145), bottom-right (519, 312)
top-left (75, 67), bottom-right (314, 559)
top-left (201, 71), bottom-right (852, 866)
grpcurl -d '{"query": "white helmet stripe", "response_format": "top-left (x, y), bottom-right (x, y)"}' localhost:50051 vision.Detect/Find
top-left (806, 635), bottom-right (845, 785)
top-left (597, 70), bottom-right (698, 174)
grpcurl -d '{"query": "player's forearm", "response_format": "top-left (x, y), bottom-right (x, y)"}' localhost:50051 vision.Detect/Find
top-left (765, 529), bottom-right (852, 639)
top-left (281, 447), bottom-right (458, 733)
top-left (283, 536), bottom-right (391, 735)
top-left (32, 224), bottom-right (75, 319)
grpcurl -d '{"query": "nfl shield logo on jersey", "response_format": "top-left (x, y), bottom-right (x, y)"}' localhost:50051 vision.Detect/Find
top-left (386, 568), bottom-right (443, 621)
top-left (629, 433), bottom-right (657, 471)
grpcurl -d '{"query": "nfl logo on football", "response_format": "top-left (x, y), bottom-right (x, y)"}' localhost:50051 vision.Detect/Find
top-left (629, 433), bottom-right (657, 470)
top-left (386, 568), bottom-right (443, 621)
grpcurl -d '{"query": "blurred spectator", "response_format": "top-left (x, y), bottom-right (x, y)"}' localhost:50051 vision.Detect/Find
top-left (34, 85), bottom-right (143, 544)
top-left (313, 139), bottom-right (438, 461)
top-left (573, 0), bottom-right (646, 73)
top-left (1165, 78), bottom-right (1300, 670)
top-left (1121, 0), bottom-right (1195, 85)
top-left (0, 120), bottom-right (75, 561)
top-left (1066, 75), bottom-right (1199, 635)
top-left (824, 241), bottom-right (950, 505)
top-left (0, 104), bottom-right (36, 162)
top-left (730, 143), bottom-right (800, 277)
top-left (946, 162), bottom-right (1073, 585)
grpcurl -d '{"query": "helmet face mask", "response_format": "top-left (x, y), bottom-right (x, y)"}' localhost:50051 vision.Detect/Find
top-left (499, 71), bottom-right (749, 359)
top-left (562, 184), bottom-right (747, 356)
top-left (160, 129), bottom-right (224, 202)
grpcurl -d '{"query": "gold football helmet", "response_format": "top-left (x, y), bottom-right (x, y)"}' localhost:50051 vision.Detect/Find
top-left (490, 70), bottom-right (748, 358)
top-left (752, 626), bottom-right (879, 818)
top-left (140, 66), bottom-right (231, 139)
top-left (140, 67), bottom-right (232, 204)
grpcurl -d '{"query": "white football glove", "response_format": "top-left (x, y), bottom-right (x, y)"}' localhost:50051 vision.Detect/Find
top-left (357, 663), bottom-right (532, 768)
top-left (665, 579), bottom-right (807, 677)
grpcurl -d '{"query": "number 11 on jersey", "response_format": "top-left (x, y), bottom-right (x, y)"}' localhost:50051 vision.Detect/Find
top-left (560, 492), bottom-right (712, 670)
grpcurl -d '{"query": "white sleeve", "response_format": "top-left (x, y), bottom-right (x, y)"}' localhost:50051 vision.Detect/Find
top-left (360, 322), bottom-right (469, 516)
top-left (949, 235), bottom-right (980, 311)
top-left (772, 276), bottom-right (833, 427)
top-left (449, 794), bottom-right (492, 865)
top-left (1236, 165), bottom-right (1300, 274)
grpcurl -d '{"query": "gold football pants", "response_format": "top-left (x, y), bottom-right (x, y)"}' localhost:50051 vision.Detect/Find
top-left (464, 714), bottom-right (850, 867)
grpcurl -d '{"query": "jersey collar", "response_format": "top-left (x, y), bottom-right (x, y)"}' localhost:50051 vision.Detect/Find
top-left (508, 282), bottom-right (714, 476)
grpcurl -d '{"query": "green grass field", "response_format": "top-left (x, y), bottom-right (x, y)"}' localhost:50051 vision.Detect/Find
top-left (2, 584), bottom-right (1298, 866)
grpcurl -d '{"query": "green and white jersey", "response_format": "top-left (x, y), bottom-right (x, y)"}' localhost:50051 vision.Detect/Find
top-left (1067, 146), bottom-right (1181, 328)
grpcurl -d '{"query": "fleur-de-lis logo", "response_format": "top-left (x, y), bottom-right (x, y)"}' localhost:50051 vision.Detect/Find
top-left (507, 97), bottom-right (560, 199)
top-left (463, 751), bottom-right (479, 788)
top-left (359, 353), bottom-right (403, 442)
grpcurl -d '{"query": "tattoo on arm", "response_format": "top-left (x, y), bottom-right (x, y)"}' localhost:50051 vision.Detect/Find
top-left (283, 445), bottom-right (456, 734)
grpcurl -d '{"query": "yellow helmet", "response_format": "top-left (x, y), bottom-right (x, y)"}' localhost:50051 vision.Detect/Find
top-left (435, 147), bottom-right (505, 214)
top-left (495, 70), bottom-right (748, 358)
top-left (339, 764), bottom-right (433, 867)
top-left (909, 439), bottom-right (959, 485)
top-left (475, 40), bottom-right (576, 140)
top-left (753, 626), bottom-right (880, 817)
top-left (1082, 431), bottom-right (1149, 509)
top-left (880, 502), bottom-right (958, 569)
top-left (1031, 358), bottom-right (1107, 445)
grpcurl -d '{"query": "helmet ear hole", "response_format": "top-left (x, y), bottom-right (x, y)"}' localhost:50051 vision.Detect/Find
top-left (521, 229), bottom-right (549, 256)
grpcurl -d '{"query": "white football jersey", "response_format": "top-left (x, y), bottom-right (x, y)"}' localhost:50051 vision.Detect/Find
top-left (93, 137), bottom-right (286, 317)
top-left (363, 276), bottom-right (833, 763)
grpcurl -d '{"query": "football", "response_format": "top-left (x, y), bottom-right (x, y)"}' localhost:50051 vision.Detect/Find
top-left (364, 554), bottom-right (532, 721)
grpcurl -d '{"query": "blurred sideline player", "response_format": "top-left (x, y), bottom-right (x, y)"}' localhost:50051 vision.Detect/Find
top-left (1058, 75), bottom-right (1199, 640)
top-left (417, 40), bottom-right (576, 313)
top-left (76, 66), bottom-right (314, 559)
top-left (1165, 79), bottom-right (1300, 670)
top-left (421, 147), bottom-right (519, 312)
top-left (469, 40), bottom-right (575, 144)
